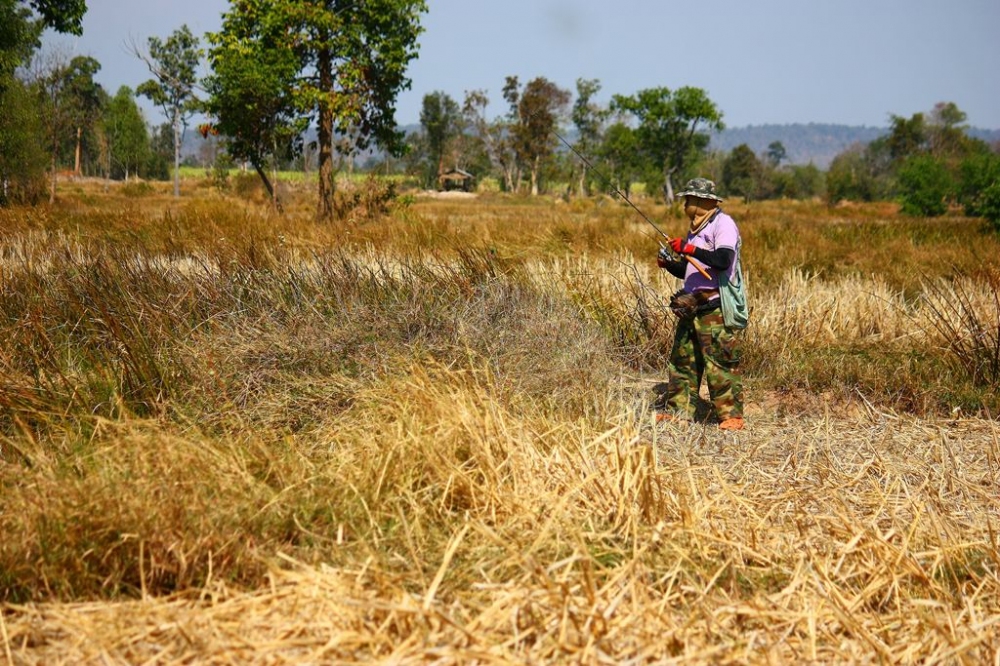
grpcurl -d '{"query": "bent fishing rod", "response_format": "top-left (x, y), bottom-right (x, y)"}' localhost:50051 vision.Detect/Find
top-left (548, 126), bottom-right (710, 279)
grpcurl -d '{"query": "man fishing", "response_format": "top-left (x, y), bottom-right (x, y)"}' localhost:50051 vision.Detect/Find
top-left (655, 178), bottom-right (745, 431)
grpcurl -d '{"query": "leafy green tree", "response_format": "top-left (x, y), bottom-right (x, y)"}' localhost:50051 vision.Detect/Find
top-left (145, 122), bottom-right (173, 180)
top-left (0, 77), bottom-right (46, 203)
top-left (104, 85), bottom-right (149, 180)
top-left (897, 154), bottom-right (952, 216)
top-left (765, 140), bottom-right (786, 167)
top-left (1, 0), bottom-right (86, 205)
top-left (978, 181), bottom-right (1000, 232)
top-left (886, 112), bottom-right (927, 162)
top-left (1, 0), bottom-right (85, 82)
top-left (722, 143), bottom-right (761, 201)
top-left (827, 144), bottom-right (881, 204)
top-left (60, 55), bottom-right (102, 174)
top-left (571, 77), bottom-right (606, 196)
top-left (957, 152), bottom-right (1000, 220)
top-left (597, 121), bottom-right (643, 198)
top-left (769, 163), bottom-right (824, 200)
top-left (23, 0), bottom-right (84, 34)
top-left (136, 25), bottom-right (203, 197)
top-left (204, 0), bottom-right (426, 219)
top-left (506, 76), bottom-right (570, 196)
top-left (29, 49), bottom-right (95, 201)
top-left (205, 7), bottom-right (305, 210)
top-left (464, 88), bottom-right (517, 192)
top-left (610, 86), bottom-right (723, 203)
top-left (927, 102), bottom-right (969, 158)
top-left (418, 90), bottom-right (461, 188)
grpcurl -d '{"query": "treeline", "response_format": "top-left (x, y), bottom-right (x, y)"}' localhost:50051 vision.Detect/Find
top-left (399, 86), bottom-right (1000, 227)
top-left (2, 1), bottom-right (998, 228)
top-left (0, 1), bottom-right (178, 204)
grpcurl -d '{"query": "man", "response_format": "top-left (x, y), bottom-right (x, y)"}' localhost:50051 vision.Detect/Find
top-left (655, 177), bottom-right (745, 430)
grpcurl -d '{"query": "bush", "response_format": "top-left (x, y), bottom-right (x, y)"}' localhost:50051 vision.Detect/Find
top-left (957, 153), bottom-right (1000, 224)
top-left (826, 146), bottom-right (883, 203)
top-left (980, 180), bottom-right (1000, 232)
top-left (897, 155), bottom-right (952, 216)
top-left (0, 80), bottom-right (48, 205)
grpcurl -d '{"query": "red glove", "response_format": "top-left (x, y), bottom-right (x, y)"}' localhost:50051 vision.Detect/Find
top-left (670, 237), bottom-right (696, 255)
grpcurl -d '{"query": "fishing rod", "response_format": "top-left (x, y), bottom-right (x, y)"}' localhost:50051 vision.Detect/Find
top-left (548, 126), bottom-right (710, 279)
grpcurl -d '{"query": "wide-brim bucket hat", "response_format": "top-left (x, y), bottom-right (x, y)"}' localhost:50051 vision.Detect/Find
top-left (677, 177), bottom-right (723, 201)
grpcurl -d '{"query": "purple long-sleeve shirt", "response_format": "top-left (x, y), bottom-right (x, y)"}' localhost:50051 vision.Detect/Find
top-left (662, 210), bottom-right (741, 293)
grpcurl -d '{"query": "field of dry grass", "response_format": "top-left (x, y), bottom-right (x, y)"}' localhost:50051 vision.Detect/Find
top-left (1, 179), bottom-right (998, 663)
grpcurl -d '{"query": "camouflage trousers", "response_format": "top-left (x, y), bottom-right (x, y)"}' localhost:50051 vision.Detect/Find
top-left (663, 308), bottom-right (744, 420)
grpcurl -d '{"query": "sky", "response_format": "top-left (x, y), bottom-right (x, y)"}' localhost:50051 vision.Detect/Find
top-left (42, 0), bottom-right (1000, 131)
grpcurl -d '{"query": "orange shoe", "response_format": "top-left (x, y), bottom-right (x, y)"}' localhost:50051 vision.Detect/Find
top-left (656, 412), bottom-right (687, 424)
top-left (719, 417), bottom-right (745, 431)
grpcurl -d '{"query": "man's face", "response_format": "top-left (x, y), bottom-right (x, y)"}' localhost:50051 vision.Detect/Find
top-left (684, 195), bottom-right (717, 219)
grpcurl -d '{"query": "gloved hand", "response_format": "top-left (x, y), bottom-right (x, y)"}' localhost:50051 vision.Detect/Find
top-left (656, 247), bottom-right (671, 268)
top-left (670, 237), bottom-right (696, 255)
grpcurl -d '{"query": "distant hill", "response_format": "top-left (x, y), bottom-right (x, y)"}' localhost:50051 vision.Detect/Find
top-left (182, 123), bottom-right (1000, 171)
top-left (709, 124), bottom-right (1000, 169)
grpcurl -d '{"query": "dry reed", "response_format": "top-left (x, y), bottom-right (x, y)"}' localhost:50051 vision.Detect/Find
top-left (1, 184), bottom-right (998, 663)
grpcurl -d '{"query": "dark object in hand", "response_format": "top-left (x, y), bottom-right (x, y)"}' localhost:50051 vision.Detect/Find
top-left (657, 247), bottom-right (671, 268)
top-left (669, 290), bottom-right (701, 318)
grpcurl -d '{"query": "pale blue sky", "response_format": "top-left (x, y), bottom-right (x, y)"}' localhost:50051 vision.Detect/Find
top-left (43, 0), bottom-right (1000, 130)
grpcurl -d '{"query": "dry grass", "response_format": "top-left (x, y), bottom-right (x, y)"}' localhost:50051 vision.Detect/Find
top-left (1, 180), bottom-right (999, 663)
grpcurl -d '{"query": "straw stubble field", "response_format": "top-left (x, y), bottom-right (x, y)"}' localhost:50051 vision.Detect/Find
top-left (0, 182), bottom-right (998, 663)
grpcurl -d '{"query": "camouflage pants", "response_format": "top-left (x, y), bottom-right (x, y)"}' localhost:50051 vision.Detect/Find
top-left (663, 309), bottom-right (744, 420)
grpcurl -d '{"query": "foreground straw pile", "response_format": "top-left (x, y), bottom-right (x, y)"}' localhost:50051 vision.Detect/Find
top-left (3, 404), bottom-right (997, 664)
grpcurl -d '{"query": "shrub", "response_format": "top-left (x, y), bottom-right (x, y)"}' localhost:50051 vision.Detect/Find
top-left (826, 146), bottom-right (881, 203)
top-left (957, 153), bottom-right (1000, 227)
top-left (897, 155), bottom-right (952, 216)
top-left (979, 180), bottom-right (1000, 232)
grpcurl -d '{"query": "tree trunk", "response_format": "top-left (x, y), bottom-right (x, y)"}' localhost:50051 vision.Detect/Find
top-left (316, 47), bottom-right (334, 221)
top-left (663, 168), bottom-right (676, 204)
top-left (172, 112), bottom-right (181, 198)
top-left (49, 149), bottom-right (57, 204)
top-left (253, 161), bottom-right (283, 213)
top-left (577, 165), bottom-right (587, 197)
top-left (74, 126), bottom-right (82, 175)
top-left (530, 156), bottom-right (539, 196)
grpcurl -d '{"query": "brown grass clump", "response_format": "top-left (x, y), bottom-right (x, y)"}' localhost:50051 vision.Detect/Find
top-left (2, 406), bottom-right (998, 663)
top-left (1, 182), bottom-right (999, 663)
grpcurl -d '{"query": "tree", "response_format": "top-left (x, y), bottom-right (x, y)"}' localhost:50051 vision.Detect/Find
top-left (886, 112), bottom-right (927, 162)
top-left (1, 0), bottom-right (86, 205)
top-left (957, 152), bottom-right (1000, 221)
top-left (104, 85), bottom-right (149, 180)
top-left (610, 86), bottom-right (723, 203)
top-left (28, 49), bottom-right (99, 202)
top-left (0, 76), bottom-right (46, 203)
top-left (722, 143), bottom-right (761, 202)
top-left (60, 55), bottom-right (102, 174)
top-left (23, 0), bottom-right (84, 34)
top-left (1, 0), bottom-right (85, 82)
top-left (136, 25), bottom-right (203, 198)
top-left (571, 78), bottom-right (606, 196)
top-left (765, 140), bottom-right (786, 167)
top-left (597, 121), bottom-right (643, 198)
top-left (506, 76), bottom-right (570, 196)
top-left (463, 88), bottom-right (517, 192)
top-left (826, 143), bottom-right (882, 204)
top-left (205, 6), bottom-right (306, 210)
top-left (418, 90), bottom-right (461, 188)
top-left (204, 0), bottom-right (426, 220)
top-left (897, 154), bottom-right (952, 216)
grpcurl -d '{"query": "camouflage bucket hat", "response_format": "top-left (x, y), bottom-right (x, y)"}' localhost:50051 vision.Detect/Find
top-left (677, 178), bottom-right (723, 201)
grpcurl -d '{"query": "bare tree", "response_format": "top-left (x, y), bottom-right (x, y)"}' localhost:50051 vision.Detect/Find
top-left (134, 25), bottom-right (202, 197)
